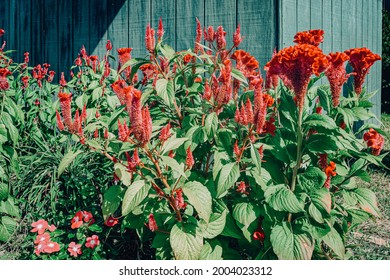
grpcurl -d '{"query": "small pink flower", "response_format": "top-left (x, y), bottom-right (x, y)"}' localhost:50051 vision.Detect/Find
top-left (105, 216), bottom-right (119, 227)
top-left (34, 232), bottom-right (51, 245)
top-left (31, 219), bottom-right (49, 235)
top-left (43, 241), bottom-right (60, 254)
top-left (68, 242), bottom-right (82, 257)
top-left (85, 235), bottom-right (100, 249)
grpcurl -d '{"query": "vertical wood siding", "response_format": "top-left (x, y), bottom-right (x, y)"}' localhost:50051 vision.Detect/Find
top-left (0, 0), bottom-right (382, 116)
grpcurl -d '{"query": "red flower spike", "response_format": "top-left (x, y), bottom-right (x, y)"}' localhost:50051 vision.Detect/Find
top-left (258, 145), bottom-right (264, 160)
top-left (73, 110), bottom-right (81, 134)
top-left (145, 24), bottom-right (156, 54)
top-left (148, 214), bottom-right (158, 232)
top-left (60, 72), bottom-right (67, 87)
top-left (265, 44), bottom-right (328, 111)
top-left (233, 25), bottom-right (243, 47)
top-left (104, 128), bottom-right (109, 139)
top-left (316, 106), bottom-right (323, 114)
top-left (325, 52), bottom-right (350, 107)
top-left (174, 189), bottom-right (187, 210)
top-left (57, 91), bottom-right (73, 130)
top-left (293, 29), bottom-right (325, 46)
top-left (106, 40), bottom-right (112, 51)
top-left (85, 235), bottom-right (100, 249)
top-left (68, 242), bottom-right (82, 257)
top-left (159, 123), bottom-right (172, 142)
top-left (234, 108), bottom-right (241, 123)
top-left (117, 48), bottom-right (132, 78)
top-left (203, 80), bottom-right (212, 101)
top-left (194, 18), bottom-right (203, 54)
top-left (216, 59), bottom-right (233, 105)
top-left (111, 79), bottom-right (127, 105)
top-left (131, 89), bottom-right (143, 141)
top-left (233, 140), bottom-right (240, 158)
top-left (24, 52), bottom-right (29, 64)
top-left (319, 153), bottom-right (328, 170)
top-left (81, 104), bottom-right (87, 123)
top-left (94, 128), bottom-right (99, 138)
top-left (140, 106), bottom-right (152, 146)
top-left (75, 55), bottom-right (82, 66)
top-left (345, 47), bottom-right (381, 95)
top-left (157, 17), bottom-right (164, 42)
top-left (186, 147), bottom-right (195, 169)
top-left (245, 98), bottom-right (254, 124)
top-left (216, 26), bottom-right (227, 50)
top-left (363, 128), bottom-right (384, 156)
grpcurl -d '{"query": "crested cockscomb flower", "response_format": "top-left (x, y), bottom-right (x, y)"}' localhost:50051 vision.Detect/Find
top-left (293, 29), bottom-right (325, 46)
top-left (363, 128), bottom-right (384, 156)
top-left (265, 44), bottom-right (328, 111)
top-left (117, 48), bottom-right (132, 78)
top-left (264, 48), bottom-right (279, 90)
top-left (194, 18), bottom-right (203, 54)
top-left (231, 50), bottom-right (259, 81)
top-left (216, 26), bottom-right (227, 50)
top-left (111, 79), bottom-right (128, 105)
top-left (145, 24), bottom-right (156, 54)
top-left (325, 52), bottom-right (350, 107)
top-left (233, 25), bottom-right (243, 47)
top-left (139, 63), bottom-right (158, 85)
top-left (148, 214), bottom-right (158, 232)
top-left (344, 47), bottom-right (381, 95)
top-left (324, 161), bottom-right (336, 189)
top-left (186, 147), bottom-right (195, 169)
top-left (0, 68), bottom-right (11, 90)
top-left (157, 17), bottom-right (164, 42)
top-left (159, 123), bottom-right (172, 142)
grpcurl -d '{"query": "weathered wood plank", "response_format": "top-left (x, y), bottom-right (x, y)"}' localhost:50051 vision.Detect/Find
top-left (0, 0), bottom-right (10, 46)
top-left (205, 0), bottom-right (236, 46)
top-left (321, 0), bottom-right (332, 54)
top-left (72, 0), bottom-right (90, 58)
top-left (58, 1), bottom-right (73, 77)
top-left (297, 0), bottom-right (311, 31)
top-left (128, 0), bottom-right (151, 58)
top-left (238, 0), bottom-right (276, 70)
top-left (151, 0), bottom-right (176, 48)
top-left (280, 0), bottom-right (297, 47)
top-left (107, 0), bottom-right (129, 62)
top-left (43, 0), bottom-right (60, 76)
top-left (176, 0), bottom-right (204, 52)
top-left (331, 0), bottom-right (342, 51)
top-left (18, 0), bottom-right (31, 63)
top-left (341, 0), bottom-right (356, 51)
top-left (8, 0), bottom-right (16, 53)
top-left (310, 0), bottom-right (322, 30)
top-left (31, 0), bottom-right (44, 65)
top-left (90, 0), bottom-right (107, 58)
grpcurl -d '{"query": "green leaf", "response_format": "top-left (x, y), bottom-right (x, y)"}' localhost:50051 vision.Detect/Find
top-left (122, 180), bottom-right (150, 216)
top-left (232, 202), bottom-right (260, 227)
top-left (114, 163), bottom-right (131, 186)
top-left (199, 242), bottom-right (223, 260)
top-left (88, 224), bottom-right (103, 233)
top-left (0, 183), bottom-right (9, 200)
top-left (231, 68), bottom-right (248, 85)
top-left (156, 79), bottom-right (175, 108)
top-left (215, 162), bottom-right (240, 198)
top-left (270, 222), bottom-right (314, 260)
top-left (58, 149), bottom-right (82, 177)
top-left (161, 137), bottom-right (187, 155)
top-left (204, 112), bottom-right (218, 139)
top-left (311, 188), bottom-right (331, 214)
top-left (352, 188), bottom-right (380, 217)
top-left (250, 143), bottom-right (262, 175)
top-left (306, 134), bottom-right (341, 153)
top-left (0, 124), bottom-right (7, 144)
top-left (0, 198), bottom-right (20, 218)
top-left (308, 203), bottom-right (324, 223)
top-left (304, 113), bottom-right (338, 131)
top-left (297, 167), bottom-right (327, 190)
top-left (160, 44), bottom-right (176, 60)
top-left (182, 181), bottom-right (212, 222)
top-left (1, 113), bottom-right (18, 145)
top-left (321, 227), bottom-right (345, 259)
top-left (160, 156), bottom-right (187, 179)
top-left (102, 186), bottom-right (123, 220)
top-left (0, 216), bottom-right (17, 242)
top-left (220, 212), bottom-right (243, 239)
top-left (317, 86), bottom-right (331, 113)
top-left (170, 223), bottom-right (203, 260)
top-left (91, 87), bottom-right (103, 102)
top-left (265, 184), bottom-right (304, 213)
top-left (200, 210), bottom-right (227, 239)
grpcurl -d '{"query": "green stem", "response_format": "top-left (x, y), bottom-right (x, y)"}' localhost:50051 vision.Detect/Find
top-left (288, 108), bottom-right (303, 223)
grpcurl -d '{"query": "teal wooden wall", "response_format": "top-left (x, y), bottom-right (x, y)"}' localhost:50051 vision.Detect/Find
top-left (279, 0), bottom-right (383, 119)
top-left (0, 0), bottom-right (382, 116)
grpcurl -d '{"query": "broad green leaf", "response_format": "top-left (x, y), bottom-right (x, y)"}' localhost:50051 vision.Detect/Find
top-left (0, 197), bottom-right (20, 218)
top-left (232, 202), bottom-right (260, 227)
top-left (58, 150), bottom-right (82, 177)
top-left (161, 137), bottom-right (187, 155)
top-left (204, 112), bottom-right (218, 139)
top-left (122, 180), bottom-right (150, 216)
top-left (297, 167), bottom-right (327, 190)
top-left (200, 210), bottom-right (227, 239)
top-left (349, 158), bottom-right (366, 175)
top-left (264, 184), bottom-right (304, 213)
top-left (270, 222), bottom-right (314, 260)
top-left (199, 242), bottom-right (223, 260)
top-left (317, 86), bottom-right (331, 113)
top-left (306, 134), bottom-right (341, 153)
top-left (156, 79), bottom-right (175, 108)
top-left (0, 124), bottom-right (7, 144)
top-left (216, 162), bottom-right (240, 198)
top-left (0, 216), bottom-right (17, 242)
top-left (160, 155), bottom-right (187, 179)
top-left (170, 223), bottom-right (203, 260)
top-left (91, 87), bottom-right (103, 102)
top-left (304, 113), bottom-right (337, 131)
top-left (183, 181), bottom-right (212, 222)
top-left (321, 227), bottom-right (345, 259)
top-left (114, 163), bottom-right (131, 186)
top-left (160, 44), bottom-right (176, 60)
top-left (352, 188), bottom-right (380, 217)
top-left (308, 203), bottom-right (324, 223)
top-left (311, 188), bottom-right (331, 214)
top-left (1, 113), bottom-right (18, 145)
top-left (231, 68), bottom-right (248, 85)
top-left (250, 144), bottom-right (262, 175)
top-left (102, 186), bottom-right (123, 220)
top-left (220, 212), bottom-right (243, 239)
top-left (0, 183), bottom-right (8, 200)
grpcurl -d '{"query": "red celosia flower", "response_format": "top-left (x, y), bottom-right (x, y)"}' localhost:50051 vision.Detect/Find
top-left (145, 24), bottom-right (155, 54)
top-left (104, 128), bottom-right (109, 139)
top-left (363, 128), bottom-right (384, 156)
top-left (325, 52), bottom-right (350, 106)
top-left (34, 232), bottom-right (51, 245)
top-left (85, 235), bottom-right (100, 249)
top-left (233, 25), bottom-right (243, 47)
top-left (0, 68), bottom-right (11, 90)
top-left (258, 145), bottom-right (264, 160)
top-left (43, 241), bottom-right (60, 254)
top-left (21, 75), bottom-right (29, 88)
top-left (203, 80), bottom-right (212, 101)
top-left (106, 40), bottom-right (112, 51)
top-left (47, 70), bottom-right (55, 83)
top-left (56, 110), bottom-right (65, 131)
top-left (24, 52), bottom-right (29, 64)
top-left (233, 140), bottom-right (241, 158)
top-left (89, 55), bottom-right (99, 72)
top-left (140, 106), bottom-right (152, 145)
top-left (204, 26), bottom-right (215, 43)
top-left (57, 91), bottom-right (73, 130)
top-left (31, 219), bottom-right (49, 235)
top-left (111, 79), bottom-right (128, 105)
top-left (105, 216), bottom-right (119, 227)
top-left (75, 55), bottom-right (82, 66)
top-left (159, 123), bottom-right (172, 142)
top-left (344, 47), bottom-right (381, 95)
top-left (263, 117), bottom-right (276, 136)
top-left (318, 153), bottom-right (328, 170)
top-left (139, 63), bottom-right (158, 85)
top-left (183, 54), bottom-right (193, 64)
top-left (215, 59), bottom-right (232, 105)
top-left (237, 181), bottom-right (248, 194)
top-left (324, 161), bottom-right (336, 189)
top-left (293, 29), bottom-right (325, 46)
top-left (147, 214), bottom-right (158, 232)
top-left (117, 47), bottom-right (132, 78)
top-left (231, 50), bottom-right (259, 80)
top-left (71, 211), bottom-right (84, 229)
top-left (131, 89), bottom-right (143, 136)
top-left (265, 44), bottom-right (328, 111)
top-left (68, 242), bottom-right (82, 257)
top-left (186, 147), bottom-right (195, 169)
top-left (157, 17), bottom-right (164, 42)
top-left (60, 72), bottom-right (67, 87)
top-left (174, 189), bottom-right (187, 210)
top-left (118, 119), bottom-right (131, 142)
top-left (216, 26), bottom-right (227, 50)
top-left (194, 18), bottom-right (203, 54)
